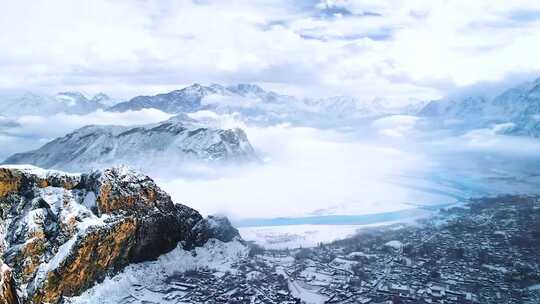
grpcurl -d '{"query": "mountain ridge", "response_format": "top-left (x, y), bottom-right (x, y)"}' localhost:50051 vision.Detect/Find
top-left (0, 165), bottom-right (241, 303)
top-left (419, 77), bottom-right (540, 136)
top-left (0, 91), bottom-right (109, 116)
top-left (2, 114), bottom-right (258, 172)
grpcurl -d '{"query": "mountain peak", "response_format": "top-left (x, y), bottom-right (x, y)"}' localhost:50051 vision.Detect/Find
top-left (184, 83), bottom-right (207, 92)
top-left (227, 83), bottom-right (265, 95)
top-left (55, 91), bottom-right (88, 100)
top-left (91, 92), bottom-right (110, 102)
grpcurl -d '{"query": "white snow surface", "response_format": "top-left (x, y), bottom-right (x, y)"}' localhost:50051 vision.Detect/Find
top-left (276, 266), bottom-right (329, 304)
top-left (384, 240), bottom-right (403, 249)
top-left (0, 91), bottom-right (106, 117)
top-left (30, 185), bottom-right (108, 289)
top-left (3, 115), bottom-right (257, 173)
top-left (68, 239), bottom-right (248, 304)
top-left (239, 222), bottom-right (397, 249)
top-left (0, 164), bottom-right (81, 178)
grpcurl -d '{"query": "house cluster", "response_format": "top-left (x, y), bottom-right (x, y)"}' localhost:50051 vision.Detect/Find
top-left (144, 195), bottom-right (539, 304)
top-left (274, 195), bottom-right (540, 304)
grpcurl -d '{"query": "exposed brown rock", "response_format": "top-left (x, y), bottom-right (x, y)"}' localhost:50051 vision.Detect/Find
top-left (0, 264), bottom-right (19, 304)
top-left (0, 166), bottom-right (234, 303)
top-left (0, 169), bottom-right (21, 199)
top-left (20, 233), bottom-right (47, 281)
top-left (93, 169), bottom-right (172, 215)
top-left (33, 218), bottom-right (137, 303)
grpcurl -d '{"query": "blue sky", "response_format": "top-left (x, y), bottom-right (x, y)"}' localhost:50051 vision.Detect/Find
top-left (1, 0), bottom-right (540, 102)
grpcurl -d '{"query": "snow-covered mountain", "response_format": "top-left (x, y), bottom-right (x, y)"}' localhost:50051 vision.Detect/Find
top-left (0, 84), bottom-right (425, 128)
top-left (0, 91), bottom-right (107, 116)
top-left (419, 96), bottom-right (489, 121)
top-left (2, 114), bottom-right (257, 172)
top-left (0, 165), bottom-right (241, 303)
top-left (90, 92), bottom-right (120, 107)
top-left (419, 77), bottom-right (540, 136)
top-left (108, 84), bottom-right (211, 113)
top-left (109, 83), bottom-right (300, 113)
top-left (108, 83), bottom-right (419, 127)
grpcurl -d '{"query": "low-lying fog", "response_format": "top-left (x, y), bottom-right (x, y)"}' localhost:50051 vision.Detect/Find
top-left (3, 109), bottom-right (540, 243)
top-left (156, 112), bottom-right (540, 223)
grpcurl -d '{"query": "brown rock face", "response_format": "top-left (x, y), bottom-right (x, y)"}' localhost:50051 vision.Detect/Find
top-left (0, 169), bottom-right (21, 199)
top-left (32, 218), bottom-right (137, 303)
top-left (92, 168), bottom-right (174, 215)
top-left (0, 265), bottom-right (19, 304)
top-left (0, 165), bottom-right (229, 304)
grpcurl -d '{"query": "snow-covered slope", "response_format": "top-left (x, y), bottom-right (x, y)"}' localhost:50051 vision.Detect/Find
top-left (419, 96), bottom-right (489, 123)
top-left (68, 239), bottom-right (248, 304)
top-left (2, 114), bottom-right (257, 172)
top-left (90, 92), bottom-right (121, 107)
top-left (419, 77), bottom-right (540, 136)
top-left (108, 84), bottom-right (212, 113)
top-left (108, 83), bottom-right (417, 127)
top-left (0, 165), bottom-right (242, 303)
top-left (0, 91), bottom-right (106, 116)
top-left (0, 84), bottom-right (422, 128)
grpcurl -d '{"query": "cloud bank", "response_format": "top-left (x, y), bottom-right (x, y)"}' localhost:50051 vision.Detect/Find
top-left (1, 0), bottom-right (540, 102)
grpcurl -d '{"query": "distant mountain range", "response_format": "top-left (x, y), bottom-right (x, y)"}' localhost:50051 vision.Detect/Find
top-left (4, 79), bottom-right (540, 133)
top-left (419, 77), bottom-right (540, 136)
top-left (0, 84), bottom-right (424, 126)
top-left (3, 78), bottom-right (540, 172)
top-left (3, 114), bottom-right (257, 172)
top-left (108, 83), bottom-right (421, 126)
top-left (0, 91), bottom-right (119, 116)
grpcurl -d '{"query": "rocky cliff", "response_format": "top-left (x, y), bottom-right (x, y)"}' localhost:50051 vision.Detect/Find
top-left (0, 165), bottom-right (239, 303)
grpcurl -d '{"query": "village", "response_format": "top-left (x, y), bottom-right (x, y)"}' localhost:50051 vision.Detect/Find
top-left (156, 195), bottom-right (540, 304)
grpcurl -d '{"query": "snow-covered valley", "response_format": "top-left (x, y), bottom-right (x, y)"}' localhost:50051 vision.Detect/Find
top-left (152, 113), bottom-right (540, 248)
top-left (3, 81), bottom-right (540, 250)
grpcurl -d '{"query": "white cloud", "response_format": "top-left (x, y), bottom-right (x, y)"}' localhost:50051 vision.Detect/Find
top-left (10, 109), bottom-right (172, 138)
top-left (431, 124), bottom-right (540, 156)
top-left (371, 114), bottom-right (419, 137)
top-left (157, 123), bottom-right (452, 220)
top-left (153, 112), bottom-right (540, 221)
top-left (0, 109), bottom-right (173, 160)
top-left (1, 0), bottom-right (539, 101)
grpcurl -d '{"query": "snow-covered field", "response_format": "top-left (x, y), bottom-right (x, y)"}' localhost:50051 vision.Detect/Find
top-left (239, 222), bottom-right (400, 249)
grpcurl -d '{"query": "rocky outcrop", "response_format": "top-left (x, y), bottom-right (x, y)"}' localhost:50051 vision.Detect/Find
top-left (0, 165), bottom-right (239, 303)
top-left (0, 265), bottom-right (18, 304)
top-left (193, 215), bottom-right (240, 244)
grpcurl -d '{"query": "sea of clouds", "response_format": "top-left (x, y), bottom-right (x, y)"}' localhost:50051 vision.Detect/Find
top-left (2, 107), bottom-right (540, 223)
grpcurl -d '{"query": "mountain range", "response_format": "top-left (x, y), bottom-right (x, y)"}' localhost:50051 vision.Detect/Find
top-left (0, 84), bottom-right (423, 126)
top-left (0, 91), bottom-right (118, 116)
top-left (3, 78), bottom-right (540, 173)
top-left (4, 79), bottom-right (540, 134)
top-left (108, 83), bottom-right (421, 126)
top-left (2, 114), bottom-right (257, 172)
top-left (419, 77), bottom-right (540, 137)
